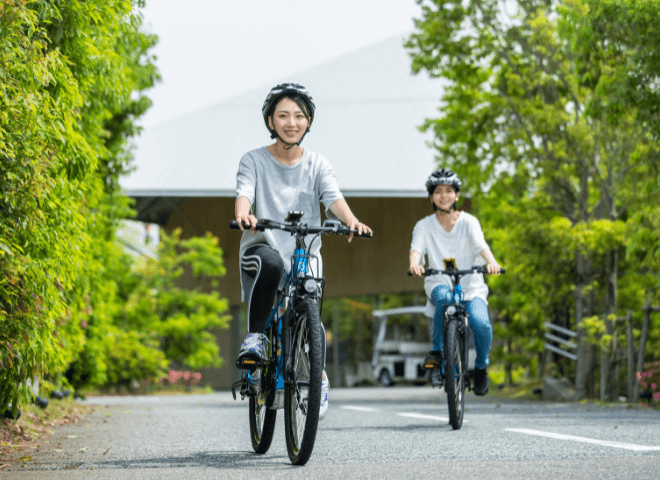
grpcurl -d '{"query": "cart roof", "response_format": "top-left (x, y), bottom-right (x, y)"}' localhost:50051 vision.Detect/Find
top-left (372, 306), bottom-right (426, 318)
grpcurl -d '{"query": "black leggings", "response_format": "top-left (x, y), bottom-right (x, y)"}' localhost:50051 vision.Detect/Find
top-left (241, 245), bottom-right (285, 334)
top-left (241, 244), bottom-right (326, 368)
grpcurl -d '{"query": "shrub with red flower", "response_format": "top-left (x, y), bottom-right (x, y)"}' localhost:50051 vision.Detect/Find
top-left (637, 360), bottom-right (660, 407)
top-left (168, 370), bottom-right (203, 390)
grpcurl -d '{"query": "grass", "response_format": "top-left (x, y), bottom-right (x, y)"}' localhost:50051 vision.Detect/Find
top-left (488, 377), bottom-right (545, 401)
top-left (81, 383), bottom-right (214, 397)
top-left (0, 397), bottom-right (93, 470)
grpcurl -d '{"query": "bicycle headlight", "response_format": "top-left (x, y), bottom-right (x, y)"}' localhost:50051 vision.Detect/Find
top-left (303, 278), bottom-right (317, 294)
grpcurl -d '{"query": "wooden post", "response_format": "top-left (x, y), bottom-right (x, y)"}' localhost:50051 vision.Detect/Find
top-left (627, 311), bottom-right (634, 401)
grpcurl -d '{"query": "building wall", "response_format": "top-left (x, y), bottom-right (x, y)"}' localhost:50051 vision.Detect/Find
top-left (164, 195), bottom-right (472, 389)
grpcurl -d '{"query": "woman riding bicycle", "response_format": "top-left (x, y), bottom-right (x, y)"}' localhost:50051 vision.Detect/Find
top-left (409, 168), bottom-right (500, 396)
top-left (235, 83), bottom-right (372, 419)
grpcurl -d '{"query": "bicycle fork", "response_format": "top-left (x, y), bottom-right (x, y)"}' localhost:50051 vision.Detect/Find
top-left (459, 312), bottom-right (472, 392)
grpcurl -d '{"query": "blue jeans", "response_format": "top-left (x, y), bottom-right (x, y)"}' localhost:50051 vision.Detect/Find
top-left (430, 285), bottom-right (492, 370)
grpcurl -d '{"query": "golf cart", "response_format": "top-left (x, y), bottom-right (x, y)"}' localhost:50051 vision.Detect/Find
top-left (371, 306), bottom-right (477, 387)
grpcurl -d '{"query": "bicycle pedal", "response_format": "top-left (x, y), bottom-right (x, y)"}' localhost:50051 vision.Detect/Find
top-left (236, 357), bottom-right (266, 369)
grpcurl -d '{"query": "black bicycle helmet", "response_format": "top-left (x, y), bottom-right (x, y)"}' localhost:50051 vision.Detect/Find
top-left (425, 168), bottom-right (462, 195)
top-left (262, 83), bottom-right (315, 146)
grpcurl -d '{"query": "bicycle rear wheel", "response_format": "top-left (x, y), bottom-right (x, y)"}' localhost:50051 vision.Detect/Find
top-left (444, 319), bottom-right (466, 430)
top-left (284, 299), bottom-right (323, 465)
top-left (248, 372), bottom-right (277, 453)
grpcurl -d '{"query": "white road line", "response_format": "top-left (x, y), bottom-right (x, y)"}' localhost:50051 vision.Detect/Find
top-left (340, 406), bottom-right (379, 412)
top-left (505, 428), bottom-right (660, 452)
top-left (397, 412), bottom-right (450, 422)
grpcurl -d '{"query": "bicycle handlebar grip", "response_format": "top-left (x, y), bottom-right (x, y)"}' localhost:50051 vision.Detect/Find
top-left (499, 268), bottom-right (506, 274)
top-left (229, 220), bottom-right (255, 230)
top-left (407, 269), bottom-right (438, 276)
top-left (351, 230), bottom-right (374, 238)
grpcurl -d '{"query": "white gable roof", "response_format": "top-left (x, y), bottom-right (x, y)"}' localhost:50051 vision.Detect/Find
top-left (121, 34), bottom-right (446, 198)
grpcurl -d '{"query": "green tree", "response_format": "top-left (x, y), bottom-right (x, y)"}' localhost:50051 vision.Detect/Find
top-left (406, 0), bottom-right (660, 398)
top-left (122, 230), bottom-right (231, 372)
top-left (1, 0), bottom-right (158, 413)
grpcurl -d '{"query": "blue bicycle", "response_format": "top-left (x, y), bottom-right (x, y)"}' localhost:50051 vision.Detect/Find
top-left (230, 212), bottom-right (371, 464)
top-left (409, 262), bottom-right (504, 430)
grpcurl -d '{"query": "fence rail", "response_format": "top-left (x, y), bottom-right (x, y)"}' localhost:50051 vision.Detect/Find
top-left (544, 322), bottom-right (577, 361)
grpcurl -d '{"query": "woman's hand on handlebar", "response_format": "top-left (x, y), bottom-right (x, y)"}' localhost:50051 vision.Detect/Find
top-left (485, 259), bottom-right (501, 275)
top-left (409, 264), bottom-right (426, 277)
top-left (235, 214), bottom-right (258, 233)
top-left (346, 217), bottom-right (373, 243)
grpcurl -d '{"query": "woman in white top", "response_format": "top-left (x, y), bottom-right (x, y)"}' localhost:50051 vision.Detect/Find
top-left (409, 169), bottom-right (500, 395)
top-left (235, 83), bottom-right (372, 419)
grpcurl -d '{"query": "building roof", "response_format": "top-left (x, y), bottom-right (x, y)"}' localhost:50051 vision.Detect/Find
top-left (121, 34), bottom-right (446, 199)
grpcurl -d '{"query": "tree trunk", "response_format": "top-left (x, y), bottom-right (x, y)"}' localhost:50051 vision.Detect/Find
top-left (633, 301), bottom-right (652, 401)
top-left (574, 159), bottom-right (594, 400)
top-left (627, 311), bottom-right (635, 400)
top-left (575, 254), bottom-right (594, 399)
top-left (506, 337), bottom-right (513, 386)
top-left (600, 249), bottom-right (618, 401)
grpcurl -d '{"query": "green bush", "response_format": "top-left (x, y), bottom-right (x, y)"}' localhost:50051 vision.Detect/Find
top-left (0, 0), bottom-right (158, 413)
top-left (122, 229), bottom-right (231, 372)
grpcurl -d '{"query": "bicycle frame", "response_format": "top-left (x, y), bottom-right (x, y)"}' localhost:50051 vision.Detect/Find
top-left (232, 228), bottom-right (326, 405)
top-left (443, 283), bottom-right (472, 390)
top-left (231, 215), bottom-right (372, 464)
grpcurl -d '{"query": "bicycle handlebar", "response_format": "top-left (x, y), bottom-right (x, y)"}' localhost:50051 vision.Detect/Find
top-left (229, 220), bottom-right (373, 238)
top-left (407, 266), bottom-right (506, 276)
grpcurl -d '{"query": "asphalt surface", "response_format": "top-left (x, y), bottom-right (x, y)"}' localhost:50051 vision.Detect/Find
top-left (2, 387), bottom-right (659, 479)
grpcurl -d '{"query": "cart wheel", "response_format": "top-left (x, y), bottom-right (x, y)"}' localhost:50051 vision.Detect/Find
top-left (379, 369), bottom-right (393, 387)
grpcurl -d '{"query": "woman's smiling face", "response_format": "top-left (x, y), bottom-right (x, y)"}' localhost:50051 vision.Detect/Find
top-left (431, 183), bottom-right (459, 211)
top-left (268, 97), bottom-right (310, 144)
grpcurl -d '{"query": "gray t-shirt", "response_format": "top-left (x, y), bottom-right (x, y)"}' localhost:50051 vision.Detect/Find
top-left (410, 212), bottom-right (490, 317)
top-left (236, 146), bottom-right (344, 300)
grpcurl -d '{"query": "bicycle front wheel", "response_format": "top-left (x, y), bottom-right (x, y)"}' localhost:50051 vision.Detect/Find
top-left (284, 299), bottom-right (323, 465)
top-left (444, 319), bottom-right (466, 430)
top-left (248, 374), bottom-right (277, 453)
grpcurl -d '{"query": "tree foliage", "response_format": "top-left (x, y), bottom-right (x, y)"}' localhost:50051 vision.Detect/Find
top-left (406, 0), bottom-right (660, 397)
top-left (68, 229), bottom-right (231, 392)
top-left (0, 0), bottom-right (160, 413)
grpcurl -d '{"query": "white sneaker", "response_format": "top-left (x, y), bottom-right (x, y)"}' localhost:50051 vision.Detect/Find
top-left (319, 373), bottom-right (330, 420)
top-left (238, 333), bottom-right (268, 361)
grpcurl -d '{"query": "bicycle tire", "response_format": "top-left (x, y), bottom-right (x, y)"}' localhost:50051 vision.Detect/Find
top-left (284, 299), bottom-right (323, 465)
top-left (248, 375), bottom-right (277, 453)
top-left (444, 319), bottom-right (466, 430)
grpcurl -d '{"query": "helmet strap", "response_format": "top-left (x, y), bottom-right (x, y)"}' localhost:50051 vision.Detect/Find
top-left (433, 200), bottom-right (457, 215)
top-left (270, 118), bottom-right (310, 150)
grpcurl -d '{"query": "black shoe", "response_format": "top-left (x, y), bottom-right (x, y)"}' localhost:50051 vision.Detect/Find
top-left (424, 352), bottom-right (443, 388)
top-left (474, 367), bottom-right (489, 396)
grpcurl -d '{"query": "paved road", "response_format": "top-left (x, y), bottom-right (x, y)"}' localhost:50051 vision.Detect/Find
top-left (2, 387), bottom-right (659, 479)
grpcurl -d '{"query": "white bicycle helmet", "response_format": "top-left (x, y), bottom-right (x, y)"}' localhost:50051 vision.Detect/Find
top-left (426, 168), bottom-right (462, 195)
top-left (262, 83), bottom-right (316, 145)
